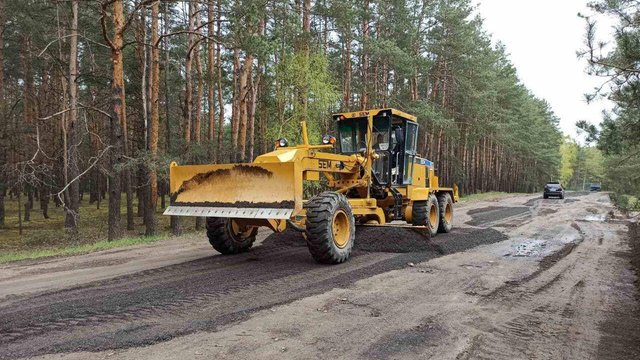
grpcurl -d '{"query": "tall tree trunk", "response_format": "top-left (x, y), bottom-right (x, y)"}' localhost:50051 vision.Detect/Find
top-left (0, 0), bottom-right (5, 227)
top-left (207, 0), bottom-right (216, 155)
top-left (193, 10), bottom-right (203, 144)
top-left (102, 0), bottom-right (127, 240)
top-left (216, 0), bottom-right (224, 163)
top-left (193, 6), bottom-right (205, 231)
top-left (183, 0), bottom-right (195, 146)
top-left (163, 1), bottom-right (172, 152)
top-left (146, 1), bottom-right (160, 236)
top-left (343, 35), bottom-right (351, 110)
top-left (22, 36), bottom-right (34, 225)
top-left (135, 7), bottom-right (148, 223)
top-left (360, 0), bottom-right (369, 110)
top-left (108, 1), bottom-right (134, 232)
top-left (298, 0), bottom-right (311, 120)
top-left (238, 53), bottom-right (252, 162)
top-left (231, 49), bottom-right (240, 161)
top-left (65, 0), bottom-right (80, 234)
top-left (249, 18), bottom-right (265, 162)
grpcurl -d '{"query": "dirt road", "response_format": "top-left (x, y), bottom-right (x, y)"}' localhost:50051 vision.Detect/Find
top-left (0, 192), bottom-right (638, 359)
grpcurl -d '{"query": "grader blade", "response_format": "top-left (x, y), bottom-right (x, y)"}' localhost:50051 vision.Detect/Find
top-left (164, 162), bottom-right (297, 220)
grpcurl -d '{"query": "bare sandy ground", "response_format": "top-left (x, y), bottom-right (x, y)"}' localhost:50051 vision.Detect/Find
top-left (1, 192), bottom-right (638, 359)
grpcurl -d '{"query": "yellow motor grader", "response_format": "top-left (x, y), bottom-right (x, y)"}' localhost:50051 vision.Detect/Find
top-left (164, 108), bottom-right (459, 264)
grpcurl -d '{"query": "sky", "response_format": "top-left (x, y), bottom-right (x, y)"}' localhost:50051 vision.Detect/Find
top-left (474, 0), bottom-right (616, 139)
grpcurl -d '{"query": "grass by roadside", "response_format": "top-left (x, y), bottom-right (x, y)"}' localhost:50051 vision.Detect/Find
top-left (0, 235), bottom-right (166, 264)
top-left (610, 193), bottom-right (640, 213)
top-left (0, 194), bottom-right (203, 264)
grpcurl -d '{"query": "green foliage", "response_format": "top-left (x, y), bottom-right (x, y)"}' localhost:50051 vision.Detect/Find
top-left (269, 51), bottom-right (339, 144)
top-left (558, 137), bottom-right (605, 190)
top-left (560, 138), bottom-right (579, 186)
top-left (580, 0), bottom-right (640, 201)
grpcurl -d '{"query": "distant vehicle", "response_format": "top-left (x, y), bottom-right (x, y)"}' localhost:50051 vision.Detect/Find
top-left (590, 182), bottom-right (602, 191)
top-left (544, 181), bottom-right (565, 199)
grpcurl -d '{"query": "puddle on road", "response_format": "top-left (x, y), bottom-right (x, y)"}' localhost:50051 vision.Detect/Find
top-left (505, 239), bottom-right (548, 257)
top-left (583, 214), bottom-right (608, 222)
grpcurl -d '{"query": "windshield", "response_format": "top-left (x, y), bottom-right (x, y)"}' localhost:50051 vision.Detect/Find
top-left (338, 116), bottom-right (390, 154)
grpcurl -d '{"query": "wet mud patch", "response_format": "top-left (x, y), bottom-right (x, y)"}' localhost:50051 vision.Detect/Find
top-left (484, 225), bottom-right (585, 300)
top-left (505, 240), bottom-right (548, 257)
top-left (364, 318), bottom-right (448, 359)
top-left (596, 221), bottom-right (640, 359)
top-left (524, 197), bottom-right (542, 207)
top-left (466, 206), bottom-right (530, 227)
top-left (537, 208), bottom-right (557, 216)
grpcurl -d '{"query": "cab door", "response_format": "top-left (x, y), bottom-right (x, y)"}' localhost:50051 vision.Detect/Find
top-left (402, 122), bottom-right (418, 185)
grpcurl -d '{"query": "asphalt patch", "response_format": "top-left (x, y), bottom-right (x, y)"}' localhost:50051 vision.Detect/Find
top-left (524, 197), bottom-right (542, 207)
top-left (263, 227), bottom-right (439, 253)
top-left (466, 206), bottom-right (530, 227)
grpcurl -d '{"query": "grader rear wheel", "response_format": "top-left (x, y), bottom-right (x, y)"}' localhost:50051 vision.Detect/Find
top-left (304, 192), bottom-right (355, 264)
top-left (437, 193), bottom-right (454, 233)
top-left (206, 218), bottom-right (257, 255)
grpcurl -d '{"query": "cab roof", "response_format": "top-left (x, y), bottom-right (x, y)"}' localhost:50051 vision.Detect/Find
top-left (333, 108), bottom-right (417, 122)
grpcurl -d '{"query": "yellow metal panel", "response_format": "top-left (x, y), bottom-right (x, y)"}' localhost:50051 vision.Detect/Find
top-left (429, 169), bottom-right (439, 189)
top-left (412, 163), bottom-right (427, 187)
top-left (333, 108), bottom-right (417, 122)
top-left (409, 188), bottom-right (429, 201)
top-left (304, 171), bottom-right (320, 181)
top-left (347, 198), bottom-right (377, 207)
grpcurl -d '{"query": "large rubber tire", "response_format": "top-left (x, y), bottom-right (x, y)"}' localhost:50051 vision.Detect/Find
top-left (543, 194), bottom-right (549, 199)
top-left (412, 200), bottom-right (428, 227)
top-left (437, 193), bottom-right (454, 233)
top-left (304, 192), bottom-right (355, 264)
top-left (206, 218), bottom-right (257, 255)
top-left (412, 194), bottom-right (439, 237)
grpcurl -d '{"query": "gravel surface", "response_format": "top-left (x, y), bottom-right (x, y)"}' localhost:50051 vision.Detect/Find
top-left (465, 206), bottom-right (530, 226)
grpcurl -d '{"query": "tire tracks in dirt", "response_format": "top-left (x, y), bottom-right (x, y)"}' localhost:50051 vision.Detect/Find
top-left (457, 215), bottom-right (634, 360)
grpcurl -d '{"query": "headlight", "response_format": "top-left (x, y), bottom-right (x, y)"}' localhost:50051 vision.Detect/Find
top-left (276, 138), bottom-right (288, 147)
top-left (322, 135), bottom-right (336, 145)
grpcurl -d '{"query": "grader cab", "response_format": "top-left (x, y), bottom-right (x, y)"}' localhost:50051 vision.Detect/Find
top-left (165, 108), bottom-right (459, 264)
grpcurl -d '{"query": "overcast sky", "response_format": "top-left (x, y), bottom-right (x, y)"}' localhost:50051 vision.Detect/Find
top-left (474, 0), bottom-right (616, 139)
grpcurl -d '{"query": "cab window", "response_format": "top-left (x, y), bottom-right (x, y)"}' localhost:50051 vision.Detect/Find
top-left (338, 120), bottom-right (361, 153)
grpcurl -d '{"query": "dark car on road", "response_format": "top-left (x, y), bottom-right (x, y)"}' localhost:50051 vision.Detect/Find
top-left (544, 181), bottom-right (565, 199)
top-left (590, 182), bottom-right (602, 191)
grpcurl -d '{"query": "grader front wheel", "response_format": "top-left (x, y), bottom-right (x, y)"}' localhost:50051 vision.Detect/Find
top-left (304, 192), bottom-right (355, 264)
top-left (206, 218), bottom-right (257, 255)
